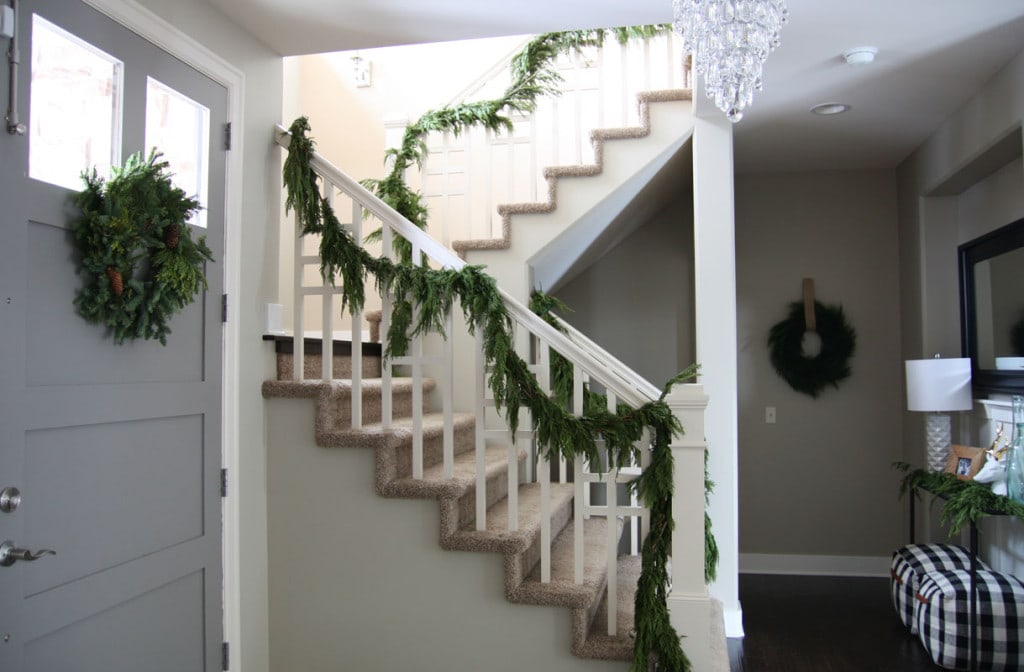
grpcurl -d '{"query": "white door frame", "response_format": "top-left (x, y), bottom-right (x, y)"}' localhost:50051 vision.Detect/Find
top-left (80, 0), bottom-right (245, 663)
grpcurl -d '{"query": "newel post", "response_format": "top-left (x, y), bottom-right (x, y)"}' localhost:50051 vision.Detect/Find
top-left (665, 382), bottom-right (712, 671)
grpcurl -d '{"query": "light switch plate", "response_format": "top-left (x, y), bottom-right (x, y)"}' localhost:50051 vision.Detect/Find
top-left (1, 7), bottom-right (14, 40)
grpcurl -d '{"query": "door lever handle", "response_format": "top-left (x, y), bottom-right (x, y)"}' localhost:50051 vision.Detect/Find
top-left (0, 540), bottom-right (56, 567)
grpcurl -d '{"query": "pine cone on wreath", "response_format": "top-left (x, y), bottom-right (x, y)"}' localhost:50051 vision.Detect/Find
top-left (165, 223), bottom-right (180, 250)
top-left (106, 266), bottom-right (124, 297)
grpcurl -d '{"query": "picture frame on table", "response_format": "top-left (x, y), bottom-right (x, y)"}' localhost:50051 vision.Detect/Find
top-left (944, 445), bottom-right (986, 481)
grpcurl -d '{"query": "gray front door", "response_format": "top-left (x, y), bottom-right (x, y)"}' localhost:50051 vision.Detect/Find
top-left (0, 1), bottom-right (226, 669)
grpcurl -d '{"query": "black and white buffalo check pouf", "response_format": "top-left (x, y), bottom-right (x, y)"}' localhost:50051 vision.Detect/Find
top-left (891, 544), bottom-right (987, 634)
top-left (915, 568), bottom-right (1024, 671)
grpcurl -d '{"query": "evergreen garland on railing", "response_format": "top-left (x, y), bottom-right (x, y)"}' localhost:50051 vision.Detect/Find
top-left (284, 117), bottom-right (704, 670)
top-left (361, 24), bottom-right (671, 260)
top-left (530, 291), bottom-right (719, 584)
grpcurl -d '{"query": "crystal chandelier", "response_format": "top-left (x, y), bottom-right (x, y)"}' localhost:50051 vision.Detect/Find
top-left (672, 0), bottom-right (788, 122)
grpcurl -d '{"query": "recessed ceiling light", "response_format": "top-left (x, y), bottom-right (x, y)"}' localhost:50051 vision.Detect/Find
top-left (843, 46), bottom-right (878, 66)
top-left (810, 102), bottom-right (851, 116)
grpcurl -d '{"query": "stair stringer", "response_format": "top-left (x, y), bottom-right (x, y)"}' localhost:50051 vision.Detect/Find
top-left (455, 90), bottom-right (694, 303)
top-left (263, 383), bottom-right (637, 672)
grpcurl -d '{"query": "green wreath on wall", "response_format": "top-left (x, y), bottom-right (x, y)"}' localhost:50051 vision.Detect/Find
top-left (72, 150), bottom-right (213, 346)
top-left (768, 300), bottom-right (856, 398)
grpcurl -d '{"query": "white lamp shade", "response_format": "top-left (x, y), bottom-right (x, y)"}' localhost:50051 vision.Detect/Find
top-left (905, 358), bottom-right (972, 412)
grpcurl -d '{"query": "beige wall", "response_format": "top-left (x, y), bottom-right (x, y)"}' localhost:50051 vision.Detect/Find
top-left (734, 170), bottom-right (904, 560)
top-left (553, 198), bottom-right (696, 387)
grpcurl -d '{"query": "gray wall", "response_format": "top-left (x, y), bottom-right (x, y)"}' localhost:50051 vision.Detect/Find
top-left (896, 45), bottom-right (1024, 576)
top-left (553, 198), bottom-right (696, 388)
top-left (735, 170), bottom-right (904, 559)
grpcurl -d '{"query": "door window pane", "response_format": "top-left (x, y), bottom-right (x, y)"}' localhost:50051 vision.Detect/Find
top-left (29, 15), bottom-right (123, 191)
top-left (145, 77), bottom-right (210, 228)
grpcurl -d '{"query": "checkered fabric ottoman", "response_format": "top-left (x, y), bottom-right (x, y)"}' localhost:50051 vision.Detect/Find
top-left (891, 544), bottom-right (987, 634)
top-left (915, 568), bottom-right (1024, 671)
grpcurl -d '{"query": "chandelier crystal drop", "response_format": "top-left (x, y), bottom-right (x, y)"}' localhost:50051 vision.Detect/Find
top-left (672, 0), bottom-right (788, 122)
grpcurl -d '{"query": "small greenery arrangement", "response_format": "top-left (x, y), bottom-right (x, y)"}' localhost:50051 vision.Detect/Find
top-left (768, 300), bottom-right (856, 398)
top-left (73, 150), bottom-right (213, 345)
top-left (284, 118), bottom-right (711, 672)
top-left (895, 462), bottom-right (1024, 534)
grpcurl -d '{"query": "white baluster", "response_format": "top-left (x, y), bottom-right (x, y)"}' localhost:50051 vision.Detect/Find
top-left (292, 214), bottom-right (305, 382)
top-left (574, 455), bottom-right (584, 584)
top-left (442, 310), bottom-right (454, 479)
top-left (380, 224), bottom-right (393, 429)
top-left (540, 451), bottom-right (551, 584)
top-left (321, 181), bottom-right (335, 382)
top-left (474, 328), bottom-right (487, 532)
top-left (411, 243), bottom-right (424, 480)
top-left (606, 469), bottom-right (618, 636)
top-left (350, 197), bottom-right (363, 428)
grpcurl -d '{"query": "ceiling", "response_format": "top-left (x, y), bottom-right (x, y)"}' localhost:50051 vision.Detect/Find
top-left (205, 0), bottom-right (1024, 173)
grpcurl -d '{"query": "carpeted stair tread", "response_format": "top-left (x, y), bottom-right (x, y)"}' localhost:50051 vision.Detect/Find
top-left (381, 445), bottom-right (523, 500)
top-left (511, 517), bottom-right (619, 610)
top-left (319, 411), bottom-right (475, 450)
top-left (577, 554), bottom-right (641, 661)
top-left (261, 376), bottom-right (432, 399)
top-left (446, 482), bottom-right (574, 555)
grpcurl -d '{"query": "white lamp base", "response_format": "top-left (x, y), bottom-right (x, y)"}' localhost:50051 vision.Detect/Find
top-left (925, 413), bottom-right (952, 472)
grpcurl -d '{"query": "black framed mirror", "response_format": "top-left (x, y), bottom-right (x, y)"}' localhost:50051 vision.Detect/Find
top-left (959, 216), bottom-right (1024, 393)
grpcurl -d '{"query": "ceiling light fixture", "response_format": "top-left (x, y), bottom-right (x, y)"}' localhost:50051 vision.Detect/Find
top-left (843, 46), bottom-right (878, 66)
top-left (673, 0), bottom-right (789, 123)
top-left (810, 102), bottom-right (851, 116)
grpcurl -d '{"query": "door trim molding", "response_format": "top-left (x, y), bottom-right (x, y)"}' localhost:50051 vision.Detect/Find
top-left (81, 0), bottom-right (245, 664)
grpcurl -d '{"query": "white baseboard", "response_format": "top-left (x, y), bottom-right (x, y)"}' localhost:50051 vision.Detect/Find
top-left (722, 604), bottom-right (744, 638)
top-left (739, 553), bottom-right (890, 577)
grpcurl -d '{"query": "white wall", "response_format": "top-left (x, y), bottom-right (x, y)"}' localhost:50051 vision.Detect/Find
top-left (897, 46), bottom-right (1024, 574)
top-left (735, 170), bottom-right (904, 569)
top-left (126, 2), bottom-right (283, 670)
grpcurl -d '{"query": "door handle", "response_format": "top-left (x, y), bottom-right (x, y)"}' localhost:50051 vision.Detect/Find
top-left (0, 540), bottom-right (56, 567)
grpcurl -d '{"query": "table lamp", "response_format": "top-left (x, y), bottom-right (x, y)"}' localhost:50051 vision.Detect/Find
top-left (905, 357), bottom-right (973, 471)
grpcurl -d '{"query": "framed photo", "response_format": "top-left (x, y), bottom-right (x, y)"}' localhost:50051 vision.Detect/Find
top-left (944, 445), bottom-right (986, 481)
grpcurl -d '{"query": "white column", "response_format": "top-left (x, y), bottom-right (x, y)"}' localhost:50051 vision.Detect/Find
top-left (692, 110), bottom-right (743, 636)
top-left (665, 383), bottom-right (712, 671)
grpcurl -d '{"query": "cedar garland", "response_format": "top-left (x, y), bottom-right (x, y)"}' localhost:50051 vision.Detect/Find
top-left (284, 118), bottom-right (707, 671)
top-left (895, 462), bottom-right (1024, 534)
top-left (361, 25), bottom-right (671, 261)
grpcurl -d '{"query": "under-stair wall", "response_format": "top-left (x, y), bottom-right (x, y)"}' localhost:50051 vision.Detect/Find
top-left (265, 397), bottom-right (635, 672)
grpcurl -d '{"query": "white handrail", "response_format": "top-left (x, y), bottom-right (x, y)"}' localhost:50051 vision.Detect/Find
top-left (275, 125), bottom-right (657, 410)
top-left (551, 314), bottom-right (662, 401)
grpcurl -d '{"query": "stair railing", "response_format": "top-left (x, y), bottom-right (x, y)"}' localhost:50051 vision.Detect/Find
top-left (411, 31), bottom-right (691, 249)
top-left (276, 125), bottom-right (708, 638)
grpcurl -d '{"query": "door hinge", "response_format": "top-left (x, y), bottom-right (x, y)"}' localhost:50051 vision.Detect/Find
top-left (221, 294), bottom-right (228, 323)
top-left (223, 122), bottom-right (232, 151)
top-left (220, 468), bottom-right (228, 498)
top-left (222, 641), bottom-right (230, 671)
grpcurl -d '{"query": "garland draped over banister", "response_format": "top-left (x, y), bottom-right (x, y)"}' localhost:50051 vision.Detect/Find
top-left (362, 25), bottom-right (671, 259)
top-left (283, 115), bottom-right (713, 671)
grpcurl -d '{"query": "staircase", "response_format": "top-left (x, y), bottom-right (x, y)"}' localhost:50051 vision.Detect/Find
top-left (265, 126), bottom-right (720, 669)
top-left (263, 342), bottom-right (641, 663)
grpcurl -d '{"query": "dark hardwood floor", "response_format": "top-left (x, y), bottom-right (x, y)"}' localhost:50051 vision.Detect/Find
top-left (728, 574), bottom-right (947, 672)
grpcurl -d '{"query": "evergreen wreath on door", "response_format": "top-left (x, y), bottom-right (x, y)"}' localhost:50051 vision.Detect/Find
top-left (72, 150), bottom-right (213, 345)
